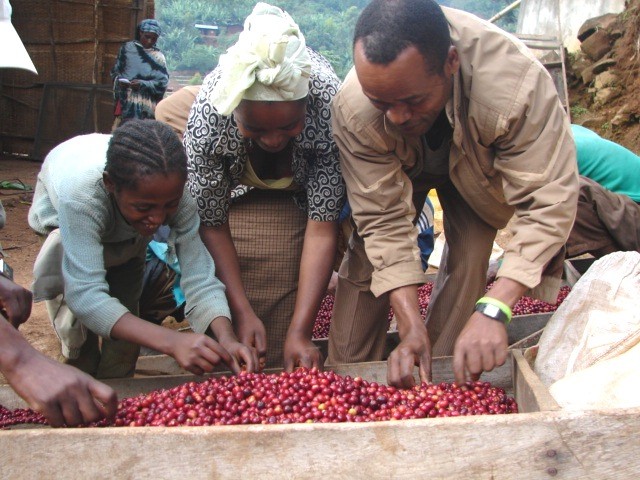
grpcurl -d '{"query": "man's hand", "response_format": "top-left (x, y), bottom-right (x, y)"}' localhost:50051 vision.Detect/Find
top-left (387, 325), bottom-right (432, 388)
top-left (453, 312), bottom-right (508, 384)
top-left (283, 333), bottom-right (323, 372)
top-left (387, 285), bottom-right (432, 388)
top-left (5, 345), bottom-right (118, 428)
top-left (235, 313), bottom-right (267, 369)
top-left (0, 275), bottom-right (32, 328)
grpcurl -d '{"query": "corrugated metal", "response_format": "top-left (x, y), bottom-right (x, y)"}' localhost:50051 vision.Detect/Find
top-left (518, 0), bottom-right (626, 51)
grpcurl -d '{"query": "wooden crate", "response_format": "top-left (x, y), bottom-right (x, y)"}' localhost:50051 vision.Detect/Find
top-left (1, 352), bottom-right (639, 479)
top-left (310, 312), bottom-right (552, 362)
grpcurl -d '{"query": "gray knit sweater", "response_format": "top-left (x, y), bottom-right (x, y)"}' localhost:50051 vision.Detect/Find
top-left (28, 133), bottom-right (230, 337)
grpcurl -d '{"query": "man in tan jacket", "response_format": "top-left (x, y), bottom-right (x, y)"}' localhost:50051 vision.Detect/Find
top-left (328, 0), bottom-right (578, 387)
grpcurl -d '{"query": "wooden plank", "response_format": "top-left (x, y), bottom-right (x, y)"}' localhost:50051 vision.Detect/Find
top-left (4, 353), bottom-right (631, 479)
top-left (512, 350), bottom-right (560, 413)
top-left (0, 408), bottom-right (639, 479)
top-left (509, 329), bottom-right (544, 350)
top-left (310, 314), bottom-right (550, 364)
top-left (507, 313), bottom-right (551, 345)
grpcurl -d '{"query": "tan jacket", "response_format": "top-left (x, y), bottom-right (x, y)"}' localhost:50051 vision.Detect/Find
top-left (331, 7), bottom-right (578, 298)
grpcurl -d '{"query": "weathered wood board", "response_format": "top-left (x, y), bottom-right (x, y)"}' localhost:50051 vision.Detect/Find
top-left (1, 352), bottom-right (639, 479)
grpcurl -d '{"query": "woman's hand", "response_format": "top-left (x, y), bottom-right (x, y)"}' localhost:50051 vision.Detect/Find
top-left (235, 313), bottom-right (268, 369)
top-left (218, 336), bottom-right (259, 373)
top-left (168, 331), bottom-right (237, 375)
top-left (209, 316), bottom-right (259, 373)
top-left (283, 332), bottom-right (323, 372)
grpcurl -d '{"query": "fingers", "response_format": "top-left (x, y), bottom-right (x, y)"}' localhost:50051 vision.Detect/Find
top-left (453, 343), bottom-right (507, 384)
top-left (202, 338), bottom-right (234, 372)
top-left (88, 380), bottom-right (118, 420)
top-left (418, 351), bottom-right (432, 384)
top-left (2, 296), bottom-right (31, 328)
top-left (254, 331), bottom-right (268, 360)
top-left (452, 347), bottom-right (467, 384)
top-left (494, 345), bottom-right (509, 368)
top-left (187, 365), bottom-right (205, 376)
top-left (67, 390), bottom-right (103, 427)
top-left (283, 356), bottom-right (295, 373)
top-left (178, 336), bottom-right (228, 374)
top-left (296, 344), bottom-right (322, 369)
top-left (237, 346), bottom-right (258, 373)
top-left (387, 352), bottom-right (417, 389)
top-left (57, 379), bottom-right (118, 427)
top-left (39, 401), bottom-right (66, 428)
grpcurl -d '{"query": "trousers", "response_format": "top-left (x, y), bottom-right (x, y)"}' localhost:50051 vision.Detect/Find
top-left (567, 176), bottom-right (640, 258)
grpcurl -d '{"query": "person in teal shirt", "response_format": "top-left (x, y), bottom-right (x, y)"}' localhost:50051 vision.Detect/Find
top-left (571, 124), bottom-right (640, 202)
top-left (567, 125), bottom-right (640, 259)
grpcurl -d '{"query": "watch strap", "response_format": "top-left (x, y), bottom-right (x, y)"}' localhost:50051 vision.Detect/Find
top-left (475, 296), bottom-right (512, 324)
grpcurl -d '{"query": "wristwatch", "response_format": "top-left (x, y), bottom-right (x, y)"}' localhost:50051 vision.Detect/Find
top-left (474, 301), bottom-right (509, 324)
top-left (0, 258), bottom-right (13, 281)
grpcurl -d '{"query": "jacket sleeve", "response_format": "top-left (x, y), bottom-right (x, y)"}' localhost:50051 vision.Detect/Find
top-left (59, 199), bottom-right (130, 338)
top-left (330, 73), bottom-right (426, 297)
top-left (491, 61), bottom-right (579, 293)
top-left (170, 189), bottom-right (231, 334)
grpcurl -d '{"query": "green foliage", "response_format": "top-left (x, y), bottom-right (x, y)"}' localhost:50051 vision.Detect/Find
top-left (188, 72), bottom-right (203, 85)
top-left (570, 105), bottom-right (589, 118)
top-left (156, 0), bottom-right (520, 80)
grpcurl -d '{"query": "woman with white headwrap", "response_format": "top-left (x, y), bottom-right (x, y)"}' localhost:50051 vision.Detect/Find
top-left (184, 3), bottom-right (345, 370)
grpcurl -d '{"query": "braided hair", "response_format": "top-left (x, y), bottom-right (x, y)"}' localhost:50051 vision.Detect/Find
top-left (354, 0), bottom-right (451, 75)
top-left (105, 119), bottom-right (187, 192)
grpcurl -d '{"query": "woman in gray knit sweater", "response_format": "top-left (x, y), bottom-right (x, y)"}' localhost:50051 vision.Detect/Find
top-left (28, 120), bottom-right (258, 378)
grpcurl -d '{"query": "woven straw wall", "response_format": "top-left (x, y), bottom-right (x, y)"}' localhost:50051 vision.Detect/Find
top-left (0, 0), bottom-right (155, 159)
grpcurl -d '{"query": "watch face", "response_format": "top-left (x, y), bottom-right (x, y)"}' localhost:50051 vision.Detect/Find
top-left (484, 304), bottom-right (500, 318)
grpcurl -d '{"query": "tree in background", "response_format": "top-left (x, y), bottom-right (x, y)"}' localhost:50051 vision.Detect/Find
top-left (156, 0), bottom-right (517, 82)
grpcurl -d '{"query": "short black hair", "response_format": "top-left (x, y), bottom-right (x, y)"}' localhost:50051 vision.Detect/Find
top-left (354, 0), bottom-right (451, 74)
top-left (106, 119), bottom-right (187, 191)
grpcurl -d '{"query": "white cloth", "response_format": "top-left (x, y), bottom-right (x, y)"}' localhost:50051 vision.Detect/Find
top-left (0, 0), bottom-right (37, 73)
top-left (32, 229), bottom-right (87, 359)
top-left (210, 2), bottom-right (311, 115)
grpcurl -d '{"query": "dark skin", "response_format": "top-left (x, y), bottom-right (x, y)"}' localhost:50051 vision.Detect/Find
top-left (199, 99), bottom-right (336, 372)
top-left (0, 279), bottom-right (118, 427)
top-left (354, 40), bottom-right (527, 387)
top-left (104, 170), bottom-right (258, 375)
top-left (0, 274), bottom-right (32, 328)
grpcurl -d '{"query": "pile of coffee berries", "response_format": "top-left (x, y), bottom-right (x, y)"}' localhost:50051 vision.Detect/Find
top-left (312, 294), bottom-right (335, 339)
top-left (0, 404), bottom-right (46, 429)
top-left (0, 368), bottom-right (517, 429)
top-left (313, 283), bottom-right (434, 339)
top-left (313, 282), bottom-right (572, 339)
top-left (511, 285), bottom-right (571, 316)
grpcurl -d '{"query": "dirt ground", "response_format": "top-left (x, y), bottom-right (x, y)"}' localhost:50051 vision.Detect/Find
top-left (0, 158), bottom-right (58, 365)
top-left (0, 0), bottom-right (638, 380)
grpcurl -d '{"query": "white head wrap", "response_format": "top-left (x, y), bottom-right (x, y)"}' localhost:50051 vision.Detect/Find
top-left (210, 2), bottom-right (312, 116)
